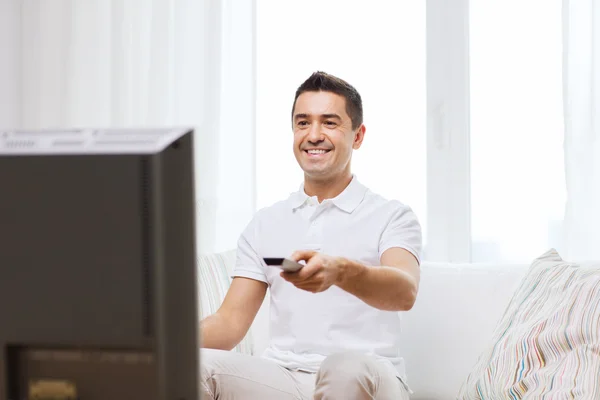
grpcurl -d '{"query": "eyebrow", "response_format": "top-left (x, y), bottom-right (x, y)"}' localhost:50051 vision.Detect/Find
top-left (294, 113), bottom-right (342, 121)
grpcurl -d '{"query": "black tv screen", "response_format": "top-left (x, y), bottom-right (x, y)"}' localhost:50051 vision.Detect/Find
top-left (0, 127), bottom-right (199, 400)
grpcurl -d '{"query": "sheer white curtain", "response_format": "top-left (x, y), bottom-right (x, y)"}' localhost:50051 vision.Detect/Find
top-left (3, 0), bottom-right (255, 255)
top-left (0, 0), bottom-right (21, 128)
top-left (563, 0), bottom-right (600, 260)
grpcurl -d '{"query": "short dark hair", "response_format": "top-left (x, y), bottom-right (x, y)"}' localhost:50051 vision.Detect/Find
top-left (292, 71), bottom-right (363, 130)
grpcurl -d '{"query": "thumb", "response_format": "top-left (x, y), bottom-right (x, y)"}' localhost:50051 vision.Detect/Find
top-left (290, 250), bottom-right (317, 262)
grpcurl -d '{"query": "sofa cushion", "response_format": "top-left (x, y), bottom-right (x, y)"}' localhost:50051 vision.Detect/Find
top-left (198, 250), bottom-right (254, 354)
top-left (399, 262), bottom-right (528, 399)
top-left (457, 249), bottom-right (600, 398)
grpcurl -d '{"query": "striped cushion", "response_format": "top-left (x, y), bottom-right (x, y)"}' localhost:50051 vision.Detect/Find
top-left (457, 249), bottom-right (600, 398)
top-left (198, 250), bottom-right (254, 355)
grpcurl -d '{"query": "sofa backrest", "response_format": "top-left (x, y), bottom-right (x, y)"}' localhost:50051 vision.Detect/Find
top-left (197, 250), bottom-right (255, 354)
top-left (399, 262), bottom-right (527, 399)
top-left (198, 251), bottom-right (529, 399)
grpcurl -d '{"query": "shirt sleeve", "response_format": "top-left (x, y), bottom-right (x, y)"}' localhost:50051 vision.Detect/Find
top-left (232, 213), bottom-right (268, 283)
top-left (379, 202), bottom-right (423, 265)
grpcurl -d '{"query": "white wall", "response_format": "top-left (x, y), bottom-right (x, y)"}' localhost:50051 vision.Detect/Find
top-left (0, 0), bottom-right (21, 129)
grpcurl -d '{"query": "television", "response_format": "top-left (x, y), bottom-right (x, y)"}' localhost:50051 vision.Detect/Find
top-left (0, 127), bottom-right (199, 400)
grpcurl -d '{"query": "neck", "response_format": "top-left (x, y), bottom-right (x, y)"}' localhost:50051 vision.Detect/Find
top-left (303, 171), bottom-right (353, 203)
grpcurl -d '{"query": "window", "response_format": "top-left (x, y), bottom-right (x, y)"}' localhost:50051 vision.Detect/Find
top-left (256, 0), bottom-right (566, 264)
top-left (469, 0), bottom-right (566, 262)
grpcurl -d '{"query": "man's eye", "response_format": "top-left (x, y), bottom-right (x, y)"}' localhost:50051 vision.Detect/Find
top-left (324, 121), bottom-right (337, 127)
top-left (297, 121), bottom-right (309, 127)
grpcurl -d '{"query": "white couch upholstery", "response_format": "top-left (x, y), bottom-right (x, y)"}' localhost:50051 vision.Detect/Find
top-left (396, 263), bottom-right (527, 399)
top-left (218, 256), bottom-right (529, 399)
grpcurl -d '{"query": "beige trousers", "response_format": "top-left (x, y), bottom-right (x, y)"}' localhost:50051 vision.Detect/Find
top-left (200, 349), bottom-right (410, 400)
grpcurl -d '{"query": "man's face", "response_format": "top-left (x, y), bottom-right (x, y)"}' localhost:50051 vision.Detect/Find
top-left (292, 91), bottom-right (365, 180)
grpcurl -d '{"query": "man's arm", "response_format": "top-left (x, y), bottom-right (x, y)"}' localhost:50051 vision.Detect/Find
top-left (200, 277), bottom-right (267, 350)
top-left (283, 247), bottom-right (420, 312)
top-left (335, 247), bottom-right (420, 311)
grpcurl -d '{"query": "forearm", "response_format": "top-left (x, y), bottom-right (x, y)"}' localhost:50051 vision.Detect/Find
top-left (335, 258), bottom-right (418, 311)
top-left (200, 312), bottom-right (243, 350)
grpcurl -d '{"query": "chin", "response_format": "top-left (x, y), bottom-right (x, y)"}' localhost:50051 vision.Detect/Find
top-left (303, 169), bottom-right (334, 180)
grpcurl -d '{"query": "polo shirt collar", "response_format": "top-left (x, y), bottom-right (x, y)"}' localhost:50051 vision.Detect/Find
top-left (289, 175), bottom-right (368, 213)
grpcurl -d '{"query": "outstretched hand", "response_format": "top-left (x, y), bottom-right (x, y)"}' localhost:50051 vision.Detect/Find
top-left (280, 250), bottom-right (344, 293)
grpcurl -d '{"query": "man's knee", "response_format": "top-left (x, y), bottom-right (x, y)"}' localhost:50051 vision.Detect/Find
top-left (200, 348), bottom-right (224, 377)
top-left (200, 348), bottom-right (231, 398)
top-left (315, 352), bottom-right (379, 399)
top-left (316, 352), bottom-right (408, 399)
top-left (319, 351), bottom-right (377, 379)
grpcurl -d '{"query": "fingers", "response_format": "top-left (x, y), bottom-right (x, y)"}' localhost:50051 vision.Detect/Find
top-left (280, 266), bottom-right (330, 293)
top-left (281, 252), bottom-right (320, 282)
top-left (287, 280), bottom-right (326, 293)
top-left (295, 284), bottom-right (326, 293)
top-left (290, 250), bottom-right (317, 262)
top-left (281, 258), bottom-right (320, 281)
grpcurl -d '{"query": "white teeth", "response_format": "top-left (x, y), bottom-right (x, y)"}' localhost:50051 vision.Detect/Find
top-left (307, 149), bottom-right (328, 154)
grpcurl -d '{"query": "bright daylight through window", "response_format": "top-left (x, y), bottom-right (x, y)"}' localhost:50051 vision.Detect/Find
top-left (256, 0), bottom-right (566, 263)
top-left (256, 0), bottom-right (427, 244)
top-left (469, 0), bottom-right (566, 263)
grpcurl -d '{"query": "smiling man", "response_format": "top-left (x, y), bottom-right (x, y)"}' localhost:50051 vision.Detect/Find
top-left (200, 72), bottom-right (422, 399)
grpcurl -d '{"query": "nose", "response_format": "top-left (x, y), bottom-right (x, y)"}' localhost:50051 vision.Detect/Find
top-left (307, 123), bottom-right (324, 144)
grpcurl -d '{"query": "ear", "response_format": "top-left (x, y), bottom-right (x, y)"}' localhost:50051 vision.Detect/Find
top-left (352, 124), bottom-right (366, 150)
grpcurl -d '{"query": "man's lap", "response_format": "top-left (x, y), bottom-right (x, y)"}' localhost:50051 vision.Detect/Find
top-left (200, 348), bottom-right (314, 400)
top-left (200, 349), bottom-right (409, 400)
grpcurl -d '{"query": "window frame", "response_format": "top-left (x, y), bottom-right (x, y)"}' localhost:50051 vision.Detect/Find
top-left (425, 0), bottom-right (472, 262)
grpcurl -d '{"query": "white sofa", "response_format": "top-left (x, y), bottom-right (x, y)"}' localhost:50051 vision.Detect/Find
top-left (204, 252), bottom-right (529, 399)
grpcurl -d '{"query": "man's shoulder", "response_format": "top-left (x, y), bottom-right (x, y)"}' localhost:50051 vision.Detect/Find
top-left (247, 194), bottom-right (296, 225)
top-left (257, 196), bottom-right (294, 217)
top-left (239, 196), bottom-right (293, 241)
top-left (362, 189), bottom-right (412, 215)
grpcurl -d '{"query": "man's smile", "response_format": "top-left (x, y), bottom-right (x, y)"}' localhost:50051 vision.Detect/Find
top-left (304, 148), bottom-right (332, 158)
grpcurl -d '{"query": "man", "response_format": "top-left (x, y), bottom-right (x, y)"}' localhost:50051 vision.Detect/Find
top-left (200, 71), bottom-right (422, 399)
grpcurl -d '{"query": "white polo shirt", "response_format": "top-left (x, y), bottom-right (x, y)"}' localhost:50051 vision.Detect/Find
top-left (233, 175), bottom-right (422, 379)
